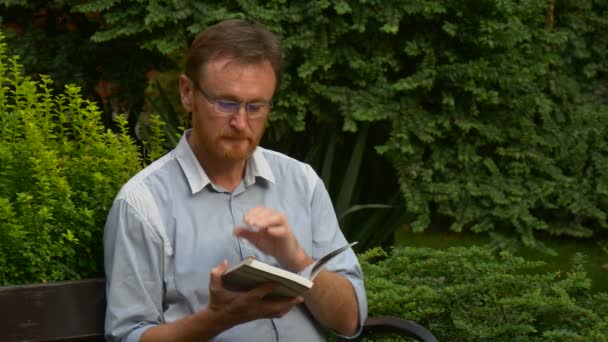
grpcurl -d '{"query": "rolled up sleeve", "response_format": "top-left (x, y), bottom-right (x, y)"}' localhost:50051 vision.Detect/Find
top-left (310, 178), bottom-right (369, 339)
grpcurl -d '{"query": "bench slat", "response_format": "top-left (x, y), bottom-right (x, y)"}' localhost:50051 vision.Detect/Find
top-left (0, 279), bottom-right (105, 342)
top-left (1, 279), bottom-right (437, 342)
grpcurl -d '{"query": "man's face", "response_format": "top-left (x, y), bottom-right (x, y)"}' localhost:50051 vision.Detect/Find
top-left (180, 58), bottom-right (276, 164)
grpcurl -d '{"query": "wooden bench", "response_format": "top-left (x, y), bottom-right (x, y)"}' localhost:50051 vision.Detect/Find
top-left (0, 279), bottom-right (437, 341)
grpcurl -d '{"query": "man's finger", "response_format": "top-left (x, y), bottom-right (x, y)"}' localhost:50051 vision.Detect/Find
top-left (248, 282), bottom-right (280, 299)
top-left (264, 297), bottom-right (305, 318)
top-left (266, 226), bottom-right (286, 237)
top-left (246, 282), bottom-right (303, 303)
top-left (243, 207), bottom-right (268, 225)
top-left (245, 212), bottom-right (284, 229)
top-left (233, 227), bottom-right (258, 240)
top-left (209, 260), bottom-right (229, 288)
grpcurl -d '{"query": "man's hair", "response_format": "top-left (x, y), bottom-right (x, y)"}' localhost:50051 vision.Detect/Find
top-left (185, 19), bottom-right (283, 88)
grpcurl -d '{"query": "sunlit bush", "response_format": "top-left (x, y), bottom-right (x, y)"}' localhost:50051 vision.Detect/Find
top-left (0, 33), bottom-right (163, 284)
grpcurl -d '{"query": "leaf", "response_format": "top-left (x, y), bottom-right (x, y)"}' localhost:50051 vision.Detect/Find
top-left (335, 123), bottom-right (368, 217)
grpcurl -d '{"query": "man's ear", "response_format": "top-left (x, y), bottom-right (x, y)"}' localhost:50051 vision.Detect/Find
top-left (179, 74), bottom-right (194, 113)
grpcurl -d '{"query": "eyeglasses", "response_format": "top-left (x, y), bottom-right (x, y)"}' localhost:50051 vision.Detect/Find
top-left (189, 77), bottom-right (272, 118)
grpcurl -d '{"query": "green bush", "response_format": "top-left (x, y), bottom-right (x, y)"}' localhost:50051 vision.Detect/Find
top-left (378, 0), bottom-right (608, 251)
top-left (20, 0), bottom-right (602, 249)
top-left (0, 33), bottom-right (160, 285)
top-left (0, 0), bottom-right (168, 143)
top-left (360, 246), bottom-right (608, 341)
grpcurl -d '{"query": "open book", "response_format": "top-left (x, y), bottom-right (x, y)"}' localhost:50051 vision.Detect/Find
top-left (222, 241), bottom-right (358, 297)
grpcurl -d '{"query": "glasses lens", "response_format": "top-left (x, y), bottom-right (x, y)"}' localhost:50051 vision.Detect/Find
top-left (215, 100), bottom-right (240, 114)
top-left (246, 103), bottom-right (267, 115)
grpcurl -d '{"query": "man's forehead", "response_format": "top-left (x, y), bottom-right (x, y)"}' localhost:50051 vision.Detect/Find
top-left (203, 56), bottom-right (274, 74)
top-left (199, 58), bottom-right (276, 87)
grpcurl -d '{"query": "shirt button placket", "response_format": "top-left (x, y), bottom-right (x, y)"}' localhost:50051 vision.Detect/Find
top-left (229, 193), bottom-right (256, 259)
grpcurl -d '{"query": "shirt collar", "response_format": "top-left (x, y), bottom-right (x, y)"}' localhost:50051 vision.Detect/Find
top-left (175, 130), bottom-right (275, 194)
top-left (249, 147), bottom-right (275, 185)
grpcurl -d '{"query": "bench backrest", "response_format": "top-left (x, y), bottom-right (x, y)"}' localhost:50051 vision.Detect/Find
top-left (0, 279), bottom-right (105, 341)
top-left (0, 278), bottom-right (437, 342)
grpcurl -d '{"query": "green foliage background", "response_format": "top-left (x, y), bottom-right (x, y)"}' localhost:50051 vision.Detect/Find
top-left (6, 0), bottom-right (600, 249)
top-left (360, 246), bottom-right (608, 341)
top-left (1, 2), bottom-right (607, 337)
top-left (0, 34), bottom-right (154, 284)
top-left (0, 0), bottom-right (167, 137)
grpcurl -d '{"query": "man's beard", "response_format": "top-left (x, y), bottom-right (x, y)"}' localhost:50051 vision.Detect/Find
top-left (202, 128), bottom-right (264, 162)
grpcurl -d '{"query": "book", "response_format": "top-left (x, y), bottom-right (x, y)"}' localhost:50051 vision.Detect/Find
top-left (222, 241), bottom-right (358, 297)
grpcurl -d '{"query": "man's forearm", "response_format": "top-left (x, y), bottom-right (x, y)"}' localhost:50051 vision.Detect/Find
top-left (304, 270), bottom-right (360, 336)
top-left (140, 308), bottom-right (232, 342)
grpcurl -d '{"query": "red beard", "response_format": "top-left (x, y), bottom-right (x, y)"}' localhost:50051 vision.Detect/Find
top-left (201, 127), bottom-right (264, 162)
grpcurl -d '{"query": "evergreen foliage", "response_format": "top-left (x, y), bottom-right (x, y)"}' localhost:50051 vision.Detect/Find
top-left (0, 0), bottom-right (167, 138)
top-left (0, 33), bottom-right (162, 284)
top-left (0, 12), bottom-right (606, 336)
top-left (66, 0), bottom-right (608, 248)
top-left (360, 246), bottom-right (608, 341)
top-left (2, 1), bottom-right (607, 248)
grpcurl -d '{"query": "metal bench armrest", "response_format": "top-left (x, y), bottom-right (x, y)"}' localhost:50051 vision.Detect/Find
top-left (359, 316), bottom-right (438, 342)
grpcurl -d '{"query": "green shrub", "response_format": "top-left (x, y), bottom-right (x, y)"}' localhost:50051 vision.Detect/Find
top-left (44, 0), bottom-right (608, 249)
top-left (0, 0), bottom-right (168, 135)
top-left (0, 33), bottom-right (161, 285)
top-left (378, 0), bottom-right (608, 252)
top-left (360, 246), bottom-right (608, 341)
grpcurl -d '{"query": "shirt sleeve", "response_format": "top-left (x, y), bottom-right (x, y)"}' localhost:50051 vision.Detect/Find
top-left (104, 197), bottom-right (165, 342)
top-left (309, 175), bottom-right (369, 339)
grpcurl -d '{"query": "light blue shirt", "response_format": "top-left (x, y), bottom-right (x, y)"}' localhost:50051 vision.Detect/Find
top-left (104, 131), bottom-right (368, 341)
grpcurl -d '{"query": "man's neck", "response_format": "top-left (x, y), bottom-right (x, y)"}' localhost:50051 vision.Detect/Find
top-left (188, 138), bottom-right (247, 192)
top-left (201, 157), bottom-right (247, 192)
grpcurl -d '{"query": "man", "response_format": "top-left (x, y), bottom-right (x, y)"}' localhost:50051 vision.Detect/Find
top-left (104, 19), bottom-right (367, 341)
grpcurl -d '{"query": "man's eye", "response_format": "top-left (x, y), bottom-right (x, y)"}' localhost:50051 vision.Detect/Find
top-left (216, 100), bottom-right (239, 112)
top-left (246, 103), bottom-right (266, 113)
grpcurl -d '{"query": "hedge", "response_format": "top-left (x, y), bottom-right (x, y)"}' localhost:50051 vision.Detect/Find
top-left (4, 0), bottom-right (606, 248)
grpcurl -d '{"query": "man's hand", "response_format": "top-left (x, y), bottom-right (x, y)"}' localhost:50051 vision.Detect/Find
top-left (231, 207), bottom-right (360, 337)
top-left (233, 207), bottom-right (313, 272)
top-left (207, 260), bottom-right (304, 327)
top-left (140, 260), bottom-right (303, 342)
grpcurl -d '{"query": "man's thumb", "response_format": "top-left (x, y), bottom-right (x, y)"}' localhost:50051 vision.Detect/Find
top-left (210, 259), bottom-right (229, 282)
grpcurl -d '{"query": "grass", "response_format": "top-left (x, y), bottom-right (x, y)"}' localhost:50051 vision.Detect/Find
top-left (395, 226), bottom-right (608, 293)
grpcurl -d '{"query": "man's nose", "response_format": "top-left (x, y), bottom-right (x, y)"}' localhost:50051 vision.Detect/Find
top-left (229, 106), bottom-right (248, 130)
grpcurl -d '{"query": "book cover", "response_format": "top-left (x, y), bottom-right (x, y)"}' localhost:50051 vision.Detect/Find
top-left (222, 241), bottom-right (358, 297)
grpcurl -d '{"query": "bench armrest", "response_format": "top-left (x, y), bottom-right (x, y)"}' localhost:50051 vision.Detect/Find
top-left (359, 316), bottom-right (438, 342)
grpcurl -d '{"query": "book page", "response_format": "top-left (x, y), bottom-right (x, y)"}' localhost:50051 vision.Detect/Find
top-left (223, 258), bottom-right (313, 297)
top-left (298, 241), bottom-right (358, 280)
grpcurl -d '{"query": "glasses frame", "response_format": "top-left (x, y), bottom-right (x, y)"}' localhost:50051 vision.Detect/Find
top-left (188, 77), bottom-right (273, 118)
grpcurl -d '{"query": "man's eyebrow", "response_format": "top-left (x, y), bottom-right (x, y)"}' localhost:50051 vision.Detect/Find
top-left (212, 91), bottom-right (270, 103)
